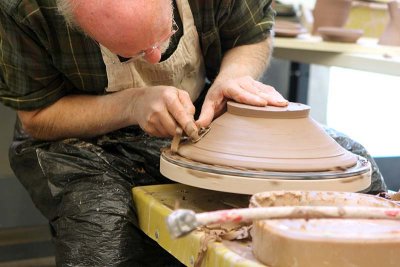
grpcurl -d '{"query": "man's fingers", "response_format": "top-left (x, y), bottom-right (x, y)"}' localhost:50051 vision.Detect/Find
top-left (238, 79), bottom-right (288, 107)
top-left (178, 90), bottom-right (196, 116)
top-left (165, 90), bottom-right (197, 137)
top-left (141, 123), bottom-right (165, 137)
top-left (196, 99), bottom-right (215, 128)
top-left (158, 114), bottom-right (178, 137)
top-left (223, 82), bottom-right (268, 106)
top-left (197, 78), bottom-right (288, 129)
top-left (253, 81), bottom-right (288, 106)
top-left (184, 121), bottom-right (200, 140)
top-left (238, 80), bottom-right (271, 104)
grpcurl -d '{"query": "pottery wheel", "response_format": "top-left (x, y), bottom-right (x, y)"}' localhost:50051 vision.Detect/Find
top-left (160, 102), bottom-right (371, 194)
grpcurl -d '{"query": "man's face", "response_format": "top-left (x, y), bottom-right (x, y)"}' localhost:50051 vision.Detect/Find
top-left (69, 0), bottom-right (175, 64)
top-left (117, 19), bottom-right (178, 64)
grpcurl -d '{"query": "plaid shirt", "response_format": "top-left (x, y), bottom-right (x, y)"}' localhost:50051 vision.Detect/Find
top-left (0, 0), bottom-right (274, 110)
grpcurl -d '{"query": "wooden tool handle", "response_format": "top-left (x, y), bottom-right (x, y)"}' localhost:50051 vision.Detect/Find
top-left (195, 206), bottom-right (400, 225)
top-left (170, 125), bottom-right (210, 153)
top-left (167, 206), bottom-right (400, 238)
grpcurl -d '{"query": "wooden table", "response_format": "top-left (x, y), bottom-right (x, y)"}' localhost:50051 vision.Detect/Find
top-left (273, 34), bottom-right (400, 123)
top-left (274, 35), bottom-right (400, 76)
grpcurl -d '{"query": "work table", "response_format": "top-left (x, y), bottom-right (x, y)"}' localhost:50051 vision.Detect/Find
top-left (273, 35), bottom-right (400, 76)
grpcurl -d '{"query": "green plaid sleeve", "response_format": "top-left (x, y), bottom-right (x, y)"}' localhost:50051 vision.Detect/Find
top-left (219, 0), bottom-right (275, 49)
top-left (0, 3), bottom-right (69, 111)
top-left (192, 0), bottom-right (275, 80)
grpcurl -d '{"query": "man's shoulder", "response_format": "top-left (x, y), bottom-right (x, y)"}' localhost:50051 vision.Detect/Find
top-left (0, 0), bottom-right (56, 18)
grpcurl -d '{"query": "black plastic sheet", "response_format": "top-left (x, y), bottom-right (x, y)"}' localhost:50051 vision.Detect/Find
top-left (10, 122), bottom-right (183, 266)
top-left (323, 125), bottom-right (387, 194)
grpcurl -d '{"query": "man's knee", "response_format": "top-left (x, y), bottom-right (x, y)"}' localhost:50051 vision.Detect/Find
top-left (51, 176), bottom-right (138, 266)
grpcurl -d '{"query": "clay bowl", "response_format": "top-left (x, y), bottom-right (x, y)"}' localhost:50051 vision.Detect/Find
top-left (250, 191), bottom-right (400, 267)
top-left (379, 1), bottom-right (400, 46)
top-left (178, 102), bottom-right (359, 172)
top-left (274, 20), bottom-right (307, 38)
top-left (318, 27), bottom-right (364, 43)
top-left (160, 102), bottom-right (372, 194)
top-left (312, 0), bottom-right (352, 35)
top-left (274, 28), bottom-right (306, 38)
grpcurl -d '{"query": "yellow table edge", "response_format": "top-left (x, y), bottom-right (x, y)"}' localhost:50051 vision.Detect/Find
top-left (132, 184), bottom-right (265, 267)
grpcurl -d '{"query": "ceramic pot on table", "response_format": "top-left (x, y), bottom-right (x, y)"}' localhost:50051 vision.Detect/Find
top-left (379, 1), bottom-right (400, 46)
top-left (312, 0), bottom-right (353, 35)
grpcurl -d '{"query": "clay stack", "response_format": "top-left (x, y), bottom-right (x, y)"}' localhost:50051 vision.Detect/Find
top-left (312, 0), bottom-right (352, 35)
top-left (379, 1), bottom-right (400, 46)
top-left (250, 191), bottom-right (400, 267)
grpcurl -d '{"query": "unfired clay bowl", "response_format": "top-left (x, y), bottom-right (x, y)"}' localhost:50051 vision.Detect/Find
top-left (274, 19), bottom-right (307, 38)
top-left (250, 191), bottom-right (400, 267)
top-left (379, 1), bottom-right (400, 46)
top-left (160, 102), bottom-right (371, 194)
top-left (312, 0), bottom-right (352, 35)
top-left (318, 27), bottom-right (364, 43)
top-left (178, 102), bottom-right (358, 172)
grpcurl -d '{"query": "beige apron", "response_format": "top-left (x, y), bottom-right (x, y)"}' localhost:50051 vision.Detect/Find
top-left (100, 0), bottom-right (205, 102)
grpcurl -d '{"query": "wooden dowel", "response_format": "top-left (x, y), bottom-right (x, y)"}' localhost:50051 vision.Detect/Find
top-left (195, 206), bottom-right (400, 225)
top-left (167, 206), bottom-right (400, 238)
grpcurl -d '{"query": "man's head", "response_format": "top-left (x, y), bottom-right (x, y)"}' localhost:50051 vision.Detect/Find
top-left (57, 0), bottom-right (174, 63)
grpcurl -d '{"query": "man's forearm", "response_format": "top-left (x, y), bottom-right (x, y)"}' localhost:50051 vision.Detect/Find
top-left (18, 88), bottom-right (140, 140)
top-left (214, 37), bottom-right (272, 83)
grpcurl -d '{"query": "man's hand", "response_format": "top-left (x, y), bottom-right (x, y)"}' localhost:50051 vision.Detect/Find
top-left (196, 76), bottom-right (288, 127)
top-left (132, 86), bottom-right (198, 137)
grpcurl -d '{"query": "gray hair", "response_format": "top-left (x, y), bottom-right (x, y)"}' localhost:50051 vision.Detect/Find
top-left (56, 0), bottom-right (80, 29)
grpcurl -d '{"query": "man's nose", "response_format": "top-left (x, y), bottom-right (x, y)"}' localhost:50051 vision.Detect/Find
top-left (144, 48), bottom-right (162, 64)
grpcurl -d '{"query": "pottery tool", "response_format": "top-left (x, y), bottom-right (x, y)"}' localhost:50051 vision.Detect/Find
top-left (171, 125), bottom-right (210, 153)
top-left (167, 206), bottom-right (400, 238)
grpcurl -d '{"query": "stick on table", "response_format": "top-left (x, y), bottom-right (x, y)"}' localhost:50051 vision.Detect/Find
top-left (167, 206), bottom-right (400, 238)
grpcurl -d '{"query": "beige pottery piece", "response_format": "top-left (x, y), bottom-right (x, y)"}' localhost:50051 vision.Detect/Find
top-left (250, 191), bottom-right (400, 267)
top-left (178, 102), bottom-right (358, 172)
top-left (312, 0), bottom-right (353, 35)
top-left (379, 1), bottom-right (400, 46)
top-left (274, 19), bottom-right (307, 38)
top-left (318, 26), bottom-right (364, 43)
top-left (160, 102), bottom-right (371, 194)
